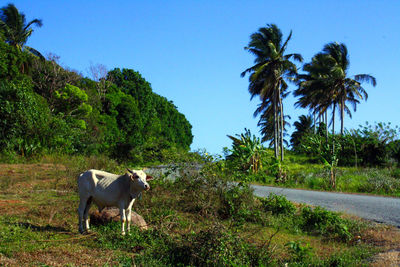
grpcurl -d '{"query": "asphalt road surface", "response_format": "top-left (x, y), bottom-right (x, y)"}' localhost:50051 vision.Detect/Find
top-left (251, 185), bottom-right (400, 228)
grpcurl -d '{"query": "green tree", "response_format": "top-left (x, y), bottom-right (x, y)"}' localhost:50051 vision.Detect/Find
top-left (53, 83), bottom-right (92, 129)
top-left (103, 68), bottom-right (193, 162)
top-left (0, 80), bottom-right (52, 155)
top-left (257, 107), bottom-right (290, 147)
top-left (0, 40), bottom-right (30, 80)
top-left (0, 4), bottom-right (43, 58)
top-left (31, 54), bottom-right (81, 108)
top-left (241, 24), bottom-right (302, 161)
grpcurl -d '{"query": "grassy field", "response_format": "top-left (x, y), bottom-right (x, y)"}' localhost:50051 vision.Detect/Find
top-left (240, 151), bottom-right (400, 198)
top-left (0, 155), bottom-right (399, 266)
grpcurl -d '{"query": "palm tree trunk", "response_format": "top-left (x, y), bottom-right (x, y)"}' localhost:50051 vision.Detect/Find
top-left (273, 90), bottom-right (278, 158)
top-left (340, 98), bottom-right (344, 135)
top-left (332, 105), bottom-right (335, 136)
top-left (325, 111), bottom-right (328, 139)
top-left (313, 112), bottom-right (316, 134)
top-left (279, 91), bottom-right (284, 162)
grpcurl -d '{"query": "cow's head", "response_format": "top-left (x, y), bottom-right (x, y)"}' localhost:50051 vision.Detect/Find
top-left (127, 168), bottom-right (153, 192)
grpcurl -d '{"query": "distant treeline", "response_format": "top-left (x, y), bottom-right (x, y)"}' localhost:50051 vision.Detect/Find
top-left (0, 41), bottom-right (193, 163)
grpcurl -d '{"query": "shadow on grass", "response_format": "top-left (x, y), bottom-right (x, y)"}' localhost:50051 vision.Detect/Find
top-left (13, 222), bottom-right (70, 233)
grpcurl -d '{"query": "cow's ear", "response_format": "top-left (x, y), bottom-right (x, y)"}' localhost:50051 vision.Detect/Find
top-left (146, 175), bottom-right (153, 181)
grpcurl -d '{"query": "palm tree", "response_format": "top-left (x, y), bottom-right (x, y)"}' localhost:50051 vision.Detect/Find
top-left (257, 105), bottom-right (291, 148)
top-left (295, 43), bottom-right (376, 135)
top-left (318, 43), bottom-right (376, 135)
top-left (290, 115), bottom-right (313, 151)
top-left (0, 4), bottom-right (43, 58)
top-left (295, 56), bottom-right (331, 138)
top-left (241, 24), bottom-right (302, 161)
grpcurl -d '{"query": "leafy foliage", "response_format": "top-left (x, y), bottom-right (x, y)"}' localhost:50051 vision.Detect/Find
top-left (0, 44), bottom-right (193, 162)
top-left (300, 206), bottom-right (352, 241)
top-left (260, 193), bottom-right (296, 215)
top-left (290, 115), bottom-right (313, 151)
top-left (226, 128), bottom-right (267, 173)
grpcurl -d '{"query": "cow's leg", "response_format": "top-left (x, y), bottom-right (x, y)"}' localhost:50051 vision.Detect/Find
top-left (77, 196), bottom-right (89, 234)
top-left (120, 206), bottom-right (126, 235)
top-left (83, 197), bottom-right (92, 233)
top-left (126, 199), bottom-right (135, 233)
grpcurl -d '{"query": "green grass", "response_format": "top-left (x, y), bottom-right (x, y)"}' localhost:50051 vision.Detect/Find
top-left (245, 151), bottom-right (400, 197)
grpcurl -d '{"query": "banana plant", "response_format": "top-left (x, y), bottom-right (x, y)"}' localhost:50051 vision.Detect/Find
top-left (227, 129), bottom-right (267, 173)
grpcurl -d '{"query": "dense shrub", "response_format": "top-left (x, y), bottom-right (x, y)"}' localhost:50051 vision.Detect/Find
top-left (171, 224), bottom-right (272, 266)
top-left (260, 193), bottom-right (296, 215)
top-left (300, 206), bottom-right (352, 241)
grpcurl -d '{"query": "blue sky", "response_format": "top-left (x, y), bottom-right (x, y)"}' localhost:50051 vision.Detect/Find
top-left (12, 0), bottom-right (400, 154)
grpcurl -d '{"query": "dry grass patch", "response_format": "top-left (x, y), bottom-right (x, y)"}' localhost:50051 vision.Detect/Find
top-left (11, 244), bottom-right (119, 267)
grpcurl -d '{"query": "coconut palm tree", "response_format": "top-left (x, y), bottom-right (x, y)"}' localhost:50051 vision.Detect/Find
top-left (318, 43), bottom-right (376, 135)
top-left (0, 4), bottom-right (43, 58)
top-left (295, 43), bottom-right (376, 135)
top-left (294, 53), bottom-right (334, 138)
top-left (290, 115), bottom-right (313, 151)
top-left (257, 104), bottom-right (291, 148)
top-left (241, 24), bottom-right (302, 161)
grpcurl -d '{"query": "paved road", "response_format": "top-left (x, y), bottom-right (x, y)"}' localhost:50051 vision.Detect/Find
top-left (251, 185), bottom-right (400, 228)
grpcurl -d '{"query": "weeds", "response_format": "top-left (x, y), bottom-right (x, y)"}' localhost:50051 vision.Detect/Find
top-left (261, 193), bottom-right (296, 215)
top-left (300, 206), bottom-right (352, 241)
top-left (286, 240), bottom-right (314, 263)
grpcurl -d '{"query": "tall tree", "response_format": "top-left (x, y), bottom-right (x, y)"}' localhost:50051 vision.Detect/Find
top-left (295, 43), bottom-right (376, 135)
top-left (320, 43), bottom-right (376, 135)
top-left (241, 24), bottom-right (302, 161)
top-left (0, 4), bottom-right (43, 58)
top-left (294, 53), bottom-right (333, 138)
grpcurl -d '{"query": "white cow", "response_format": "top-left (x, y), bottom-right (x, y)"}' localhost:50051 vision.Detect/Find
top-left (77, 168), bottom-right (152, 235)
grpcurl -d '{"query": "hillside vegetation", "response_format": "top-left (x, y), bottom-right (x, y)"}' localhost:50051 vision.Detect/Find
top-left (0, 32), bottom-right (192, 164)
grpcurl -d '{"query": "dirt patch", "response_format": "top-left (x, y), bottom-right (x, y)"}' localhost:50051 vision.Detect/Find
top-left (0, 163), bottom-right (66, 175)
top-left (0, 163), bottom-right (70, 194)
top-left (371, 250), bottom-right (400, 267)
top-left (363, 224), bottom-right (400, 266)
top-left (12, 245), bottom-right (119, 266)
top-left (363, 225), bottom-right (400, 249)
top-left (0, 199), bottom-right (28, 215)
top-left (0, 199), bottom-right (25, 206)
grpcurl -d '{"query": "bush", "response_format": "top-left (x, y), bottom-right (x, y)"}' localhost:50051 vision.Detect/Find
top-left (94, 220), bottom-right (272, 266)
top-left (300, 206), bottom-right (352, 241)
top-left (391, 168), bottom-right (400, 179)
top-left (260, 194), bottom-right (296, 215)
top-left (219, 182), bottom-right (256, 221)
top-left (171, 224), bottom-right (272, 266)
top-left (357, 170), bottom-right (400, 194)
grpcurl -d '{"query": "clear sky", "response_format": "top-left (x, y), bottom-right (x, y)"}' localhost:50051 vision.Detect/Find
top-left (10, 0), bottom-right (400, 154)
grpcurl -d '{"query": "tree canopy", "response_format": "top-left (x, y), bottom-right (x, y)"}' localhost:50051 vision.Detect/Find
top-left (0, 5), bottom-right (193, 162)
